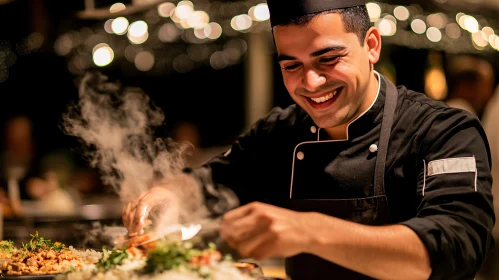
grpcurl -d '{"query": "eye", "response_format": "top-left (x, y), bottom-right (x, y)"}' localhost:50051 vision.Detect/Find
top-left (319, 57), bottom-right (339, 64)
top-left (282, 63), bottom-right (301, 72)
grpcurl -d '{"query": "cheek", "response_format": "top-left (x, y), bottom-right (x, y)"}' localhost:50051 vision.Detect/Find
top-left (335, 59), bottom-right (366, 84)
top-left (327, 63), bottom-right (357, 84)
top-left (356, 53), bottom-right (371, 73)
top-left (282, 75), bottom-right (298, 95)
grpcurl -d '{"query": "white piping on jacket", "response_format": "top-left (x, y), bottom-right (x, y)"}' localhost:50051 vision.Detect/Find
top-left (289, 71), bottom-right (382, 198)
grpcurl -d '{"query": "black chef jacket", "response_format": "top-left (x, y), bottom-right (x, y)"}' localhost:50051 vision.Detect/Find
top-left (184, 74), bottom-right (494, 279)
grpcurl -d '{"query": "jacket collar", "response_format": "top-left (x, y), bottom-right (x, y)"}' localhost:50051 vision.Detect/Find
top-left (310, 71), bottom-right (387, 141)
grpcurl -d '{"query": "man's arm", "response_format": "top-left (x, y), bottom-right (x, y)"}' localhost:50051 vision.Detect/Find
top-left (123, 106), bottom-right (298, 232)
top-left (222, 108), bottom-right (494, 280)
top-left (399, 111), bottom-right (494, 279)
top-left (221, 202), bottom-right (430, 280)
top-left (185, 106), bottom-right (298, 215)
top-left (305, 213), bottom-right (431, 280)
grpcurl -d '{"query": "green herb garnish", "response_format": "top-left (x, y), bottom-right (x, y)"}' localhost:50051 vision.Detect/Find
top-left (144, 241), bottom-right (202, 273)
top-left (21, 231), bottom-right (66, 253)
top-left (0, 240), bottom-right (15, 253)
top-left (97, 248), bottom-right (129, 270)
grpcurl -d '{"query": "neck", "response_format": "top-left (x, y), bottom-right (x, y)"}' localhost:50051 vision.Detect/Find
top-left (325, 123), bottom-right (348, 140)
top-left (324, 71), bottom-right (380, 140)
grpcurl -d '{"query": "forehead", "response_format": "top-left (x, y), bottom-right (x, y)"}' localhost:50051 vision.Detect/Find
top-left (273, 13), bottom-right (350, 54)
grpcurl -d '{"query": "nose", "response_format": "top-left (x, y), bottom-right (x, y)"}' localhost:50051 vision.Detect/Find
top-left (303, 69), bottom-right (326, 92)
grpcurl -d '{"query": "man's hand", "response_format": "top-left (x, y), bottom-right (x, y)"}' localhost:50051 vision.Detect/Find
top-left (220, 202), bottom-right (315, 260)
top-left (122, 186), bottom-right (180, 234)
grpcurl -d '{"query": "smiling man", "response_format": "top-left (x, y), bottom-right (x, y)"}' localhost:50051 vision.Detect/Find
top-left (122, 1), bottom-right (494, 279)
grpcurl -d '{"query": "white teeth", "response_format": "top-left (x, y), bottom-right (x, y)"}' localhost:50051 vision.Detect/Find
top-left (310, 89), bottom-right (338, 103)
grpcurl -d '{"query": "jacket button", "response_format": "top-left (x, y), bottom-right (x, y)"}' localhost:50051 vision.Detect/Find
top-left (369, 144), bottom-right (378, 153)
top-left (297, 151), bottom-right (304, 160)
top-left (310, 126), bottom-right (317, 133)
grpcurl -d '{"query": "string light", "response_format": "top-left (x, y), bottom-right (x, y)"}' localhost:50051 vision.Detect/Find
top-left (463, 15), bottom-right (479, 33)
top-left (231, 14), bottom-right (252, 31)
top-left (482, 27), bottom-right (495, 42)
top-left (426, 27), bottom-right (442, 42)
top-left (445, 23), bottom-right (461, 39)
top-left (393, 6), bottom-right (409, 21)
top-left (92, 43), bottom-right (114, 67)
top-left (366, 2), bottom-right (382, 22)
top-left (109, 3), bottom-right (126, 13)
top-left (158, 2), bottom-right (175, 18)
top-left (111, 17), bottom-right (129, 35)
top-left (135, 50), bottom-right (155, 71)
top-left (411, 19), bottom-right (427, 34)
top-left (490, 34), bottom-right (499, 50)
top-left (54, 1), bottom-right (499, 76)
top-left (252, 3), bottom-right (270, 22)
top-left (427, 13), bottom-right (447, 29)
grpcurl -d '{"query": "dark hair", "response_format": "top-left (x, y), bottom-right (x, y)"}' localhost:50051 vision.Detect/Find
top-left (281, 6), bottom-right (372, 45)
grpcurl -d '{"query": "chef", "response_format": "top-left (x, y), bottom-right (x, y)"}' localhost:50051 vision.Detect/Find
top-left (122, 0), bottom-right (495, 279)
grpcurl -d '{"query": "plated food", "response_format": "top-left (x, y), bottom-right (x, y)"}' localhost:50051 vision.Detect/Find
top-left (0, 232), bottom-right (101, 276)
top-left (0, 232), bottom-right (263, 280)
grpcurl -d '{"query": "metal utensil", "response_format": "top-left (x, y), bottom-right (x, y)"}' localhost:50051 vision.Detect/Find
top-left (140, 223), bottom-right (202, 245)
top-left (122, 223), bottom-right (203, 247)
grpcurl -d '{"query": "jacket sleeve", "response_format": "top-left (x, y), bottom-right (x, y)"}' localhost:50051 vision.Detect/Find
top-left (183, 106), bottom-right (297, 217)
top-left (400, 109), bottom-right (495, 280)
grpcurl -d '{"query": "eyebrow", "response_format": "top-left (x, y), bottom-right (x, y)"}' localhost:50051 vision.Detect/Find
top-left (277, 46), bottom-right (346, 63)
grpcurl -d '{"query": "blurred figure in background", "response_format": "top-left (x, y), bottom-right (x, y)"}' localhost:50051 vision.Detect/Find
top-left (0, 115), bottom-right (39, 215)
top-left (445, 55), bottom-right (495, 118)
top-left (0, 115), bottom-right (76, 217)
top-left (478, 84), bottom-right (499, 280)
top-left (481, 86), bottom-right (498, 206)
top-left (439, 55), bottom-right (496, 280)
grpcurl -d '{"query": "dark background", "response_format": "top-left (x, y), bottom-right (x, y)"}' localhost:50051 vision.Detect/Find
top-left (0, 0), bottom-right (498, 170)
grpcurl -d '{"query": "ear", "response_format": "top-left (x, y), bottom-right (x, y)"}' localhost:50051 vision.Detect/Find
top-left (364, 27), bottom-right (382, 64)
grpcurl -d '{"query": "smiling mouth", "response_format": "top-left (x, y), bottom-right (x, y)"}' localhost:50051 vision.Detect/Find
top-left (309, 88), bottom-right (339, 103)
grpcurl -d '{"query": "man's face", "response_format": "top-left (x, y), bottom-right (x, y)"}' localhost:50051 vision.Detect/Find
top-left (273, 13), bottom-right (377, 129)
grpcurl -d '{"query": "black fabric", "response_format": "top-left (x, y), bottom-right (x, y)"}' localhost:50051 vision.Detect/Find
top-left (266, 0), bottom-right (366, 27)
top-left (286, 196), bottom-right (390, 280)
top-left (185, 73), bottom-right (495, 279)
top-left (283, 75), bottom-right (397, 279)
top-left (373, 77), bottom-right (398, 196)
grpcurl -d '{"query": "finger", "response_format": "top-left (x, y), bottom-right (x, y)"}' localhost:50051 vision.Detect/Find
top-left (124, 189), bottom-right (155, 231)
top-left (128, 201), bottom-right (141, 232)
top-left (248, 237), bottom-right (276, 261)
top-left (221, 213), bottom-right (270, 248)
top-left (222, 202), bottom-right (259, 224)
top-left (133, 199), bottom-right (153, 234)
top-left (222, 213), bottom-right (264, 241)
top-left (237, 232), bottom-right (274, 260)
top-left (128, 204), bottom-right (140, 234)
top-left (221, 213), bottom-right (254, 244)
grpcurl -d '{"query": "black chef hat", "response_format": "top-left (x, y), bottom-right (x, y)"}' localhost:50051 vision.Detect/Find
top-left (267, 0), bottom-right (366, 27)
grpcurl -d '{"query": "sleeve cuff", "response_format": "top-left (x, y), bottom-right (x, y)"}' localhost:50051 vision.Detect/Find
top-left (399, 218), bottom-right (446, 280)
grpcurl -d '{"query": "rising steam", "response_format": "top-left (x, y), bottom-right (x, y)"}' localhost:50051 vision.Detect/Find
top-left (62, 71), bottom-right (243, 248)
top-left (62, 72), bottom-right (183, 202)
top-left (62, 72), bottom-right (213, 229)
